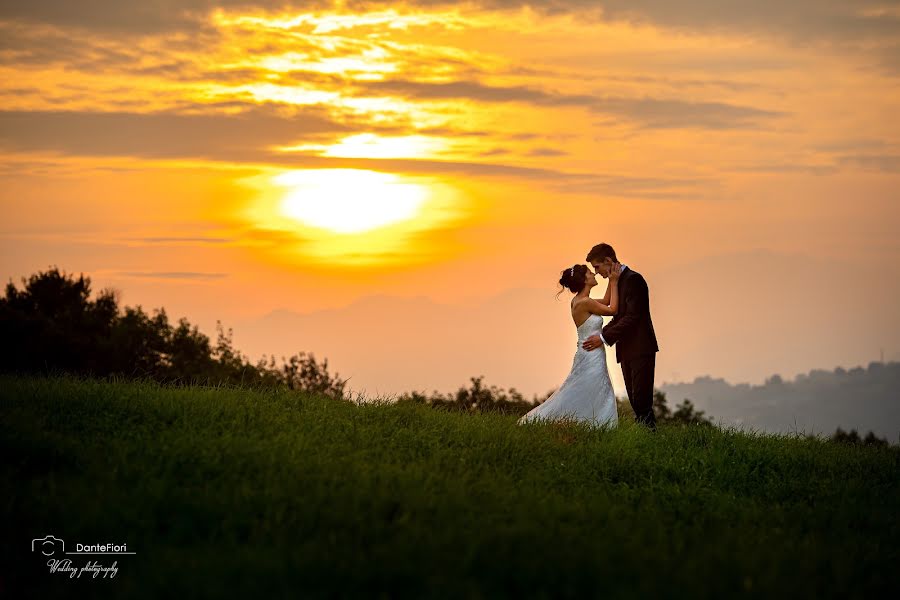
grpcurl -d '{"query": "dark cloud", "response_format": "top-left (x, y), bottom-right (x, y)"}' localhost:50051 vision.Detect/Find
top-left (599, 96), bottom-right (783, 129)
top-left (814, 140), bottom-right (900, 173)
top-left (0, 106), bottom-right (711, 198)
top-left (527, 147), bottom-right (568, 157)
top-left (599, 73), bottom-right (765, 93)
top-left (0, 105), bottom-right (350, 159)
top-left (368, 79), bottom-right (586, 104)
top-left (576, 1), bottom-right (900, 42)
top-left (544, 171), bottom-right (716, 198)
top-left (876, 43), bottom-right (900, 75)
top-left (0, 0), bottom-right (227, 34)
top-left (815, 138), bottom-right (889, 153)
top-left (2, 1), bottom-right (897, 44)
top-left (506, 132), bottom-right (540, 141)
top-left (263, 153), bottom-right (712, 199)
top-left (837, 154), bottom-right (900, 173)
top-left (135, 236), bottom-right (234, 245)
top-left (367, 79), bottom-right (784, 129)
top-left (0, 21), bottom-right (221, 75)
top-left (478, 147), bottom-right (510, 157)
top-left (728, 163), bottom-right (839, 176)
top-left (116, 271), bottom-right (228, 279)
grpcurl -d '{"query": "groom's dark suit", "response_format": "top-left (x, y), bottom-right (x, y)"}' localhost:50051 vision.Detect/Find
top-left (601, 266), bottom-right (659, 429)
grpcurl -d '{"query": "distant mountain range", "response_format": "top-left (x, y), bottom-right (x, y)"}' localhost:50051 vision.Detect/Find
top-left (661, 362), bottom-right (900, 440)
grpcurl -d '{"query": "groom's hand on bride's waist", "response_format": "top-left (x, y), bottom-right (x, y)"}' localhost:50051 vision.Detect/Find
top-left (582, 335), bottom-right (603, 351)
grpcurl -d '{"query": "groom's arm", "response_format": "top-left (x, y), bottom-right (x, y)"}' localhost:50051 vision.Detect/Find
top-left (600, 274), bottom-right (648, 346)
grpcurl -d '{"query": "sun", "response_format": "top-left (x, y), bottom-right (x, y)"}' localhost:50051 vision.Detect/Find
top-left (234, 167), bottom-right (468, 267)
top-left (274, 169), bottom-right (429, 234)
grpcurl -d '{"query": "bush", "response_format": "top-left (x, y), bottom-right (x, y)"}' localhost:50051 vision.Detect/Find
top-left (396, 376), bottom-right (536, 415)
top-left (832, 427), bottom-right (889, 446)
top-left (0, 267), bottom-right (345, 397)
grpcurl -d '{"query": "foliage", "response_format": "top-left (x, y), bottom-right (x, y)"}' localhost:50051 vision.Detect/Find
top-left (613, 389), bottom-right (712, 426)
top-left (653, 389), bottom-right (713, 425)
top-left (397, 379), bottom-right (712, 430)
top-left (396, 376), bottom-right (537, 415)
top-left (831, 427), bottom-right (890, 446)
top-left (267, 351), bottom-right (347, 399)
top-left (0, 267), bottom-right (345, 398)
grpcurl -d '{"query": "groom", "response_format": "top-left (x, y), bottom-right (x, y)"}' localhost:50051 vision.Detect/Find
top-left (582, 243), bottom-right (660, 430)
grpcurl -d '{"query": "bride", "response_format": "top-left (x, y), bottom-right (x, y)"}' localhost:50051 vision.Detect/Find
top-left (518, 262), bottom-right (622, 428)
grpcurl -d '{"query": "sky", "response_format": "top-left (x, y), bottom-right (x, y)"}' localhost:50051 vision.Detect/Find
top-left (1, 1), bottom-right (899, 398)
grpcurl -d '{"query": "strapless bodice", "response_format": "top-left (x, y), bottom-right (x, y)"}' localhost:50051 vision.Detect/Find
top-left (576, 313), bottom-right (604, 342)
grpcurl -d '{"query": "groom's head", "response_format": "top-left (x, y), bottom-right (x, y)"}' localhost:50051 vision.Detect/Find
top-left (586, 243), bottom-right (618, 278)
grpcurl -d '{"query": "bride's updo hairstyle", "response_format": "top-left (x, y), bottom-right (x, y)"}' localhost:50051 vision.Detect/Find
top-left (557, 264), bottom-right (589, 298)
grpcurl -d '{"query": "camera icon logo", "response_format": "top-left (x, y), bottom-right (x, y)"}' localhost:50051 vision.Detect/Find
top-left (32, 535), bottom-right (65, 556)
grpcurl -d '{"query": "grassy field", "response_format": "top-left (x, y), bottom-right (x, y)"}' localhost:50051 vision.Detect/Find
top-left (2, 374), bottom-right (898, 599)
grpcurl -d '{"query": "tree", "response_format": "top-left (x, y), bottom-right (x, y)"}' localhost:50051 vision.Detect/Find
top-left (278, 352), bottom-right (346, 399)
top-left (397, 376), bottom-right (534, 415)
top-left (1, 266), bottom-right (120, 374)
top-left (832, 428), bottom-right (889, 446)
top-left (0, 267), bottom-right (346, 398)
top-left (617, 390), bottom-right (713, 426)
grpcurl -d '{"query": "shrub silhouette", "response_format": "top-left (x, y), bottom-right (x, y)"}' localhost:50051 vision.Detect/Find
top-left (0, 266), bottom-right (345, 398)
top-left (832, 427), bottom-right (889, 446)
top-left (397, 376), bottom-right (536, 415)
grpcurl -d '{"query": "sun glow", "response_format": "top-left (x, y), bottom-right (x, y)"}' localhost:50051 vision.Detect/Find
top-left (276, 133), bottom-right (445, 159)
top-left (236, 168), bottom-right (468, 266)
top-left (274, 169), bottom-right (429, 234)
top-left (212, 9), bottom-right (472, 34)
top-left (258, 52), bottom-right (396, 76)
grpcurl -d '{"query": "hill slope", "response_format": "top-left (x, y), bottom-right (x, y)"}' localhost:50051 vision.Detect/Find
top-left (661, 361), bottom-right (900, 439)
top-left (2, 375), bottom-right (898, 598)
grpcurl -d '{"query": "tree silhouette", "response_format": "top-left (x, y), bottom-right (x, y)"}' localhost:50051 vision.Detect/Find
top-left (832, 428), bottom-right (889, 446)
top-left (397, 376), bottom-right (534, 415)
top-left (0, 267), bottom-right (344, 397)
top-left (616, 390), bottom-right (712, 426)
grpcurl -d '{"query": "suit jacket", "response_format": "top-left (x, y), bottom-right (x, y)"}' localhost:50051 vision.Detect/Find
top-left (601, 267), bottom-right (659, 363)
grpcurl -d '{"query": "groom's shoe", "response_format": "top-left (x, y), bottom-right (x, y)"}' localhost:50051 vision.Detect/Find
top-left (636, 412), bottom-right (657, 432)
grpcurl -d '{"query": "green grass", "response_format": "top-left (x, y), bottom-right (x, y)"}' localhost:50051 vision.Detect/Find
top-left (2, 374), bottom-right (898, 599)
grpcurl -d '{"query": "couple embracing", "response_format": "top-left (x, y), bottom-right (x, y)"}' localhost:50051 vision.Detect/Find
top-left (518, 243), bottom-right (660, 430)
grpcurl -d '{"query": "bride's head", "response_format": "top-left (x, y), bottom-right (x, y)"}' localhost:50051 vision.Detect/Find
top-left (558, 264), bottom-right (596, 297)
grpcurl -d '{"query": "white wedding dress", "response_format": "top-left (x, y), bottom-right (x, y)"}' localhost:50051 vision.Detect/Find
top-left (518, 313), bottom-right (618, 428)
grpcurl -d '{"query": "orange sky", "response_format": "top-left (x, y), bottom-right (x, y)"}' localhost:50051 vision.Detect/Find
top-left (2, 1), bottom-right (899, 397)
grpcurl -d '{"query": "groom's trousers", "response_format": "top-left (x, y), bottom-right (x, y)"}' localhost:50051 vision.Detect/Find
top-left (621, 353), bottom-right (656, 430)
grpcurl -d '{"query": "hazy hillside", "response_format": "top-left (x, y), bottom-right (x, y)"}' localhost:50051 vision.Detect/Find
top-left (661, 361), bottom-right (900, 440)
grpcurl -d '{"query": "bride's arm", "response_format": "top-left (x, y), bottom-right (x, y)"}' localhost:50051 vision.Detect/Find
top-left (583, 299), bottom-right (615, 316)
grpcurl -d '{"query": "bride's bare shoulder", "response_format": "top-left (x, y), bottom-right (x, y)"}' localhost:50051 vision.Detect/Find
top-left (572, 297), bottom-right (599, 311)
top-left (570, 297), bottom-right (590, 317)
